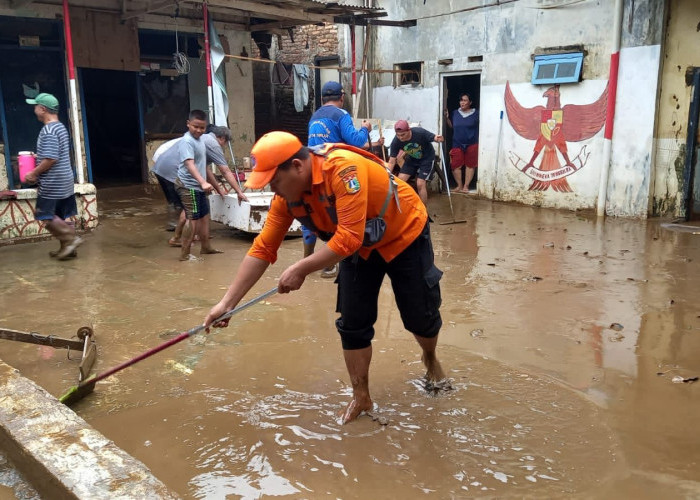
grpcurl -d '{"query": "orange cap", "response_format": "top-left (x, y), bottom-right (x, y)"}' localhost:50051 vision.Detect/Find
top-left (246, 131), bottom-right (303, 189)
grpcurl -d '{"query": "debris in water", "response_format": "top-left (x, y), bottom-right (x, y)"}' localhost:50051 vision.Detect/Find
top-left (368, 413), bottom-right (389, 426)
top-left (424, 377), bottom-right (454, 395)
top-left (165, 359), bottom-right (193, 375)
top-left (523, 276), bottom-right (543, 282)
top-left (672, 376), bottom-right (698, 384)
top-left (609, 323), bottom-right (624, 331)
top-left (470, 329), bottom-right (484, 339)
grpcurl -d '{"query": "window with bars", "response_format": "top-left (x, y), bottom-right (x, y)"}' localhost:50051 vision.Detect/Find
top-left (394, 61), bottom-right (422, 87)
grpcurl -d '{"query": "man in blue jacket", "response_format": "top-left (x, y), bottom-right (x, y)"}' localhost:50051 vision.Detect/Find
top-left (304, 81), bottom-right (374, 278)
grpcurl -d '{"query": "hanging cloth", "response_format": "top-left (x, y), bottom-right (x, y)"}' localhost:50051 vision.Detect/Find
top-left (292, 64), bottom-right (309, 112)
top-left (271, 62), bottom-right (291, 85)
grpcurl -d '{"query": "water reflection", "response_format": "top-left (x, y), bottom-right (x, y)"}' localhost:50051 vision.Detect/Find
top-left (1, 188), bottom-right (699, 498)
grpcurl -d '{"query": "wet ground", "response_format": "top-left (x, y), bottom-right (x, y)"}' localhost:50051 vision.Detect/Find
top-left (1, 185), bottom-right (699, 499)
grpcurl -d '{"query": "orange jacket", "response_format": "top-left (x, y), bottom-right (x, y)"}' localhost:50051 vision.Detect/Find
top-left (248, 144), bottom-right (427, 263)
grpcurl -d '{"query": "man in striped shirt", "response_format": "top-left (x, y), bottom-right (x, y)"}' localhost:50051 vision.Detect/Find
top-left (25, 93), bottom-right (82, 260)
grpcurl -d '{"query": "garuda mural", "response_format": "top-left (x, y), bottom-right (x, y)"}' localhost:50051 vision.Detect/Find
top-left (505, 82), bottom-right (607, 192)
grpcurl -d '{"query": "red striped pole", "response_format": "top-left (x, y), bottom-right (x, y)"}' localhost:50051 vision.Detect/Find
top-left (597, 0), bottom-right (624, 217)
top-left (62, 0), bottom-right (85, 183)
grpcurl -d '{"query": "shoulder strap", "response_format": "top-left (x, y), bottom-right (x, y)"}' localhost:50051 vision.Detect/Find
top-left (378, 172), bottom-right (397, 219)
top-left (311, 142), bottom-right (400, 217)
top-left (310, 143), bottom-right (385, 167)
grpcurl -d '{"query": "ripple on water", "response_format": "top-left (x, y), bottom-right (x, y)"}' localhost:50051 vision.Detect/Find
top-left (182, 350), bottom-right (616, 498)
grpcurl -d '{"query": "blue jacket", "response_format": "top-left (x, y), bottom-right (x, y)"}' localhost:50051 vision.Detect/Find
top-left (308, 105), bottom-right (369, 147)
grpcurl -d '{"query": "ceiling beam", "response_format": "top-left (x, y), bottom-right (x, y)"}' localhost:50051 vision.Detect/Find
top-left (10, 0), bottom-right (35, 8)
top-left (248, 20), bottom-right (317, 32)
top-left (190, 0), bottom-right (332, 24)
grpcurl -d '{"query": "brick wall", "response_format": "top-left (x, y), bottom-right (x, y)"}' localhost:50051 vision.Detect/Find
top-left (252, 24), bottom-right (340, 143)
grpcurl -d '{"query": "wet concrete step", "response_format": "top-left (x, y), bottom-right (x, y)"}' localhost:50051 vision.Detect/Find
top-left (0, 360), bottom-right (179, 500)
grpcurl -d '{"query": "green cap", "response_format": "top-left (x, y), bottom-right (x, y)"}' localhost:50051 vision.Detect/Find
top-left (26, 93), bottom-right (59, 111)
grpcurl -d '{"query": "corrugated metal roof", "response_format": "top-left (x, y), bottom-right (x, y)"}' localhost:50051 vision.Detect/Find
top-left (9, 1), bottom-right (384, 28)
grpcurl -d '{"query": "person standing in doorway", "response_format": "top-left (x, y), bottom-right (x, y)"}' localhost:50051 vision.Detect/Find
top-left (174, 110), bottom-right (224, 261)
top-left (444, 93), bottom-right (479, 193)
top-left (24, 93), bottom-right (82, 260)
top-left (387, 120), bottom-right (444, 206)
top-left (304, 81), bottom-right (374, 278)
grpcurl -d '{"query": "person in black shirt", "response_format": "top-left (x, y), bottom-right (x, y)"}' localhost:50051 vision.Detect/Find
top-left (387, 120), bottom-right (444, 205)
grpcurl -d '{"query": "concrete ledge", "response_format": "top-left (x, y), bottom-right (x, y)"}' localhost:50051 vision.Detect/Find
top-left (0, 184), bottom-right (98, 244)
top-left (0, 361), bottom-right (179, 499)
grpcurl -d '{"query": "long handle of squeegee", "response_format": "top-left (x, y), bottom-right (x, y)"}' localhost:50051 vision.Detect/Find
top-left (59, 287), bottom-right (278, 405)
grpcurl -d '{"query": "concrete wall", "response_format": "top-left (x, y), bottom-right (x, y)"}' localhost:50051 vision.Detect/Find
top-left (370, 0), bottom-right (665, 217)
top-left (224, 30), bottom-right (256, 160)
top-left (652, 0), bottom-right (700, 216)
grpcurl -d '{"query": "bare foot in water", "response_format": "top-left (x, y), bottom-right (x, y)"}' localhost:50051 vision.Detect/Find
top-left (339, 397), bottom-right (373, 424)
top-left (201, 248), bottom-right (224, 255)
top-left (421, 353), bottom-right (453, 394)
top-left (180, 253), bottom-right (203, 262)
top-left (422, 353), bottom-right (446, 381)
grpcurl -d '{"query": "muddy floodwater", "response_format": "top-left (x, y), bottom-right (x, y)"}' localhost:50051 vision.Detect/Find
top-left (1, 186), bottom-right (699, 499)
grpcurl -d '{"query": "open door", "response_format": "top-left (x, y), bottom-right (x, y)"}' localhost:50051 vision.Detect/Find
top-left (442, 73), bottom-right (481, 191)
top-left (80, 68), bottom-right (143, 186)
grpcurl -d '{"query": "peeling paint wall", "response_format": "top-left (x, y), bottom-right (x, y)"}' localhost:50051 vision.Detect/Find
top-left (652, 0), bottom-right (700, 217)
top-left (222, 29), bottom-right (255, 161)
top-left (370, 0), bottom-right (665, 217)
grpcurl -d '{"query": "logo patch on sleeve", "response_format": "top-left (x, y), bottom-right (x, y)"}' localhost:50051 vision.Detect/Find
top-left (338, 166), bottom-right (360, 194)
top-left (341, 171), bottom-right (360, 194)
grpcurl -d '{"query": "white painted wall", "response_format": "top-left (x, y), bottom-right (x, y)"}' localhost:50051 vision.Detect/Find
top-left (606, 45), bottom-right (661, 217)
top-left (368, 0), bottom-right (665, 217)
top-left (373, 86), bottom-right (440, 132)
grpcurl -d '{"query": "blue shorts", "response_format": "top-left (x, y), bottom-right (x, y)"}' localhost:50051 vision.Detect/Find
top-left (175, 185), bottom-right (210, 220)
top-left (34, 195), bottom-right (78, 221)
top-left (334, 222), bottom-right (442, 350)
top-left (301, 225), bottom-right (317, 245)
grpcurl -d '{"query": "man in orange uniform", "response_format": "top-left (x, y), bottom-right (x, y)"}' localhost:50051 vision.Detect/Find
top-left (203, 131), bottom-right (447, 424)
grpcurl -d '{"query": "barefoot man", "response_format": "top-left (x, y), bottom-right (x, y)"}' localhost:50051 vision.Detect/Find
top-left (203, 131), bottom-right (447, 424)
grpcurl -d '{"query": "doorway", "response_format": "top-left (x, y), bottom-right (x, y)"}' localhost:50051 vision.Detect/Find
top-left (80, 68), bottom-right (143, 186)
top-left (442, 73), bottom-right (481, 191)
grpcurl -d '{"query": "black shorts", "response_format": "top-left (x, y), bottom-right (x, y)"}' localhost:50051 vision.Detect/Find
top-left (335, 222), bottom-right (443, 350)
top-left (175, 185), bottom-right (210, 221)
top-left (34, 195), bottom-right (78, 221)
top-left (400, 160), bottom-right (434, 181)
top-left (155, 174), bottom-right (183, 210)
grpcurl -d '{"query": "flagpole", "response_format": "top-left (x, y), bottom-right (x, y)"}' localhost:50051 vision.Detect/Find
top-left (203, 2), bottom-right (214, 123)
top-left (62, 0), bottom-right (85, 184)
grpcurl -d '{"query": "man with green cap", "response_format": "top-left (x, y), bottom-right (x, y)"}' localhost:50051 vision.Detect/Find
top-left (25, 92), bottom-right (82, 260)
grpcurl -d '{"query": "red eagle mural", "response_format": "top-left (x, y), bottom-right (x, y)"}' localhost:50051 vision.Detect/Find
top-left (505, 82), bottom-right (608, 192)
